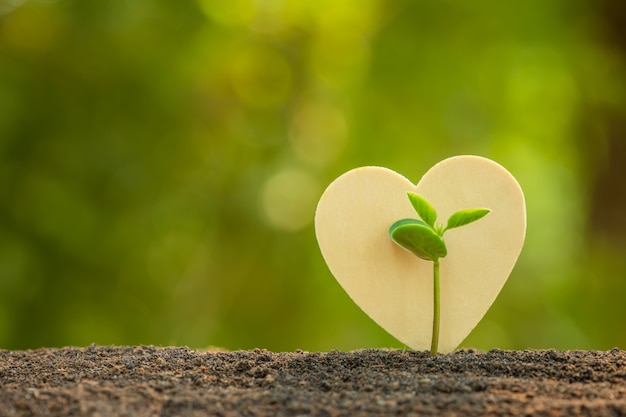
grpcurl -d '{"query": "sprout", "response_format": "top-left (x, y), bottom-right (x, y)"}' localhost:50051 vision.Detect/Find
top-left (389, 192), bottom-right (490, 356)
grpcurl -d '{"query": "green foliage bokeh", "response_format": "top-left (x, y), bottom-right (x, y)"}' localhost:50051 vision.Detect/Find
top-left (1, 0), bottom-right (625, 351)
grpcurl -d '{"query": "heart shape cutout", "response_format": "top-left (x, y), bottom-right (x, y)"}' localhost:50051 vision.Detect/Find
top-left (315, 156), bottom-right (526, 352)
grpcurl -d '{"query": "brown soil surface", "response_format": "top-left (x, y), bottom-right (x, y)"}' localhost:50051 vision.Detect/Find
top-left (0, 346), bottom-right (625, 416)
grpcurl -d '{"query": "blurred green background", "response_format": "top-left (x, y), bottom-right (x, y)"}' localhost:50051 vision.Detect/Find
top-left (1, 0), bottom-right (625, 352)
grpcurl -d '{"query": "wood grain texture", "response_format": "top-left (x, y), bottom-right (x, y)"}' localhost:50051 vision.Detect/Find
top-left (315, 156), bottom-right (526, 352)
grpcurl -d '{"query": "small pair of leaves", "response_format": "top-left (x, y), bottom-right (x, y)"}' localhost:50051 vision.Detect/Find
top-left (389, 219), bottom-right (447, 262)
top-left (408, 192), bottom-right (491, 234)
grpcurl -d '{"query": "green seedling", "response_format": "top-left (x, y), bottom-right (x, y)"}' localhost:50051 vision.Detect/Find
top-left (389, 192), bottom-right (490, 356)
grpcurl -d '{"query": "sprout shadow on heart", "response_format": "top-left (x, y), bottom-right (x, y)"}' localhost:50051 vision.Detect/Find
top-left (389, 192), bottom-right (490, 356)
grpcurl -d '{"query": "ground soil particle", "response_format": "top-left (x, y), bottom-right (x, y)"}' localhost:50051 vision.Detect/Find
top-left (0, 346), bottom-right (625, 416)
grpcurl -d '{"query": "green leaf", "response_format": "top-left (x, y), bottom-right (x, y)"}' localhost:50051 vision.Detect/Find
top-left (407, 192), bottom-right (437, 227)
top-left (445, 208), bottom-right (491, 231)
top-left (389, 218), bottom-right (447, 261)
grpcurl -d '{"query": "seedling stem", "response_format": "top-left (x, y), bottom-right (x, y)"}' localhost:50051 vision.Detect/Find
top-left (431, 259), bottom-right (440, 356)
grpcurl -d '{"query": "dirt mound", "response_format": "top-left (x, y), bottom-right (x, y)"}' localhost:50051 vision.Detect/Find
top-left (1, 345), bottom-right (624, 416)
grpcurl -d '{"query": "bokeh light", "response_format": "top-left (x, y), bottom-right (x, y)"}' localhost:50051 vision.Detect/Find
top-left (261, 168), bottom-right (320, 231)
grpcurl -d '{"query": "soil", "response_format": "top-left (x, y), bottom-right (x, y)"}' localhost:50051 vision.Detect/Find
top-left (0, 346), bottom-right (625, 416)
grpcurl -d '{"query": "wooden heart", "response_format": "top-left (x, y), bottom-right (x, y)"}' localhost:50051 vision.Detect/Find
top-left (315, 156), bottom-right (526, 352)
